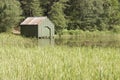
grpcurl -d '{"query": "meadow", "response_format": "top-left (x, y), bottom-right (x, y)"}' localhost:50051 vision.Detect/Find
top-left (0, 32), bottom-right (120, 80)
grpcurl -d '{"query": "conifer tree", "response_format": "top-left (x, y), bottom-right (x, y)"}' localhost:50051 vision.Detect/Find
top-left (49, 0), bottom-right (68, 36)
top-left (30, 0), bottom-right (43, 16)
top-left (0, 0), bottom-right (22, 32)
top-left (66, 0), bottom-right (120, 31)
top-left (17, 0), bottom-right (120, 32)
top-left (99, 0), bottom-right (120, 30)
top-left (19, 0), bottom-right (43, 17)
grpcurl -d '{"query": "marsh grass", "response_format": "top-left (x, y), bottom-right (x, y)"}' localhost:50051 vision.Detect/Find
top-left (0, 33), bottom-right (120, 80)
top-left (0, 33), bottom-right (37, 48)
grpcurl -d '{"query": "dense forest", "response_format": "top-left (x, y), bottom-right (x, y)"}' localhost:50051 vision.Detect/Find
top-left (0, 0), bottom-right (120, 34)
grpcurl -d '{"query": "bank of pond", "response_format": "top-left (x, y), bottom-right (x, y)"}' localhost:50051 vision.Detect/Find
top-left (0, 31), bottom-right (120, 48)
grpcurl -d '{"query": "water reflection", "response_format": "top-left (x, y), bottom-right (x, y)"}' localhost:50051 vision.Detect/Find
top-left (37, 36), bottom-right (120, 48)
top-left (38, 38), bottom-right (54, 47)
top-left (54, 37), bottom-right (120, 48)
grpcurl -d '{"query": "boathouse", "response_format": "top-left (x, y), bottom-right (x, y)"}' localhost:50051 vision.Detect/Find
top-left (20, 17), bottom-right (54, 38)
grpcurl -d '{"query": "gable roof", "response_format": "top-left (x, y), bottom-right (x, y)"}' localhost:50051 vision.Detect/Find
top-left (20, 17), bottom-right (47, 25)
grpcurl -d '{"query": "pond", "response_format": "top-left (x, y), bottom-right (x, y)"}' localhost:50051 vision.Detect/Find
top-left (38, 35), bottom-right (120, 48)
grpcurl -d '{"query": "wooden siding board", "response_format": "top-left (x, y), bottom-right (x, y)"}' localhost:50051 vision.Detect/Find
top-left (21, 25), bottom-right (38, 37)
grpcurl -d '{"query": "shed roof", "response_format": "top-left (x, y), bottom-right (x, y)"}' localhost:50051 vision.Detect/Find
top-left (20, 17), bottom-right (47, 25)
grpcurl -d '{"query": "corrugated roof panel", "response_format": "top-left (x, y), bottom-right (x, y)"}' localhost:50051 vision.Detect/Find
top-left (20, 17), bottom-right (47, 25)
top-left (21, 18), bottom-right (33, 25)
top-left (29, 18), bottom-right (41, 25)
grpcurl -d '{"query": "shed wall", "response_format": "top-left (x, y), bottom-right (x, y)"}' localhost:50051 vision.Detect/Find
top-left (21, 25), bottom-right (38, 37)
top-left (38, 18), bottom-right (54, 38)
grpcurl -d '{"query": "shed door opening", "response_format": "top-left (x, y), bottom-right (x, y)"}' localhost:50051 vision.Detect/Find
top-left (21, 25), bottom-right (38, 37)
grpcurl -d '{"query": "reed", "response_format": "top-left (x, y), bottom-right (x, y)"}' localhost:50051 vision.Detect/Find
top-left (0, 33), bottom-right (120, 80)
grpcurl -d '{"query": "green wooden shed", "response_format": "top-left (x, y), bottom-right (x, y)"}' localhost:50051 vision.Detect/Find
top-left (20, 17), bottom-right (54, 38)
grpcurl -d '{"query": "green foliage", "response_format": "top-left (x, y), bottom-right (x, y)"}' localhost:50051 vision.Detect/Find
top-left (0, 0), bottom-right (22, 32)
top-left (49, 1), bottom-right (67, 35)
top-left (66, 0), bottom-right (120, 31)
top-left (112, 25), bottom-right (120, 33)
top-left (19, 0), bottom-right (43, 17)
top-left (66, 0), bottom-right (80, 30)
top-left (100, 0), bottom-right (120, 30)
top-left (1, 0), bottom-right (120, 33)
top-left (30, 0), bottom-right (43, 16)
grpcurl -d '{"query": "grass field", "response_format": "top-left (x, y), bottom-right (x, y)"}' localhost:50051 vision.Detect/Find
top-left (0, 33), bottom-right (120, 80)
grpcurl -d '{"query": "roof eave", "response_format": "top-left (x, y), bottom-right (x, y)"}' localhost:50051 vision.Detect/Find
top-left (20, 24), bottom-right (38, 26)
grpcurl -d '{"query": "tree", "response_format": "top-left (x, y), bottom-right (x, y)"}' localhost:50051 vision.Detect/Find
top-left (49, 0), bottom-right (68, 36)
top-left (19, 0), bottom-right (43, 17)
top-left (40, 0), bottom-right (66, 16)
top-left (30, 0), bottom-right (43, 16)
top-left (0, 0), bottom-right (22, 32)
top-left (98, 0), bottom-right (120, 30)
top-left (108, 0), bottom-right (120, 30)
top-left (40, 0), bottom-right (55, 16)
top-left (66, 0), bottom-right (85, 30)
top-left (66, 0), bottom-right (120, 31)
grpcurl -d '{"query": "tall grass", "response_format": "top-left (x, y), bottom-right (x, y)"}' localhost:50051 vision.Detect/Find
top-left (0, 33), bottom-right (120, 80)
top-left (0, 33), bottom-right (37, 48)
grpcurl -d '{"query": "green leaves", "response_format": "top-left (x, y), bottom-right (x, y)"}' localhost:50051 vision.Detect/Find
top-left (66, 0), bottom-right (120, 31)
top-left (1, 0), bottom-right (120, 33)
top-left (0, 0), bottom-right (22, 32)
top-left (29, 0), bottom-right (43, 16)
top-left (19, 0), bottom-right (43, 17)
top-left (49, 1), bottom-right (67, 35)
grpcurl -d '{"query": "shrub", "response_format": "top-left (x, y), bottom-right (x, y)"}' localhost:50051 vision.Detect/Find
top-left (112, 25), bottom-right (120, 33)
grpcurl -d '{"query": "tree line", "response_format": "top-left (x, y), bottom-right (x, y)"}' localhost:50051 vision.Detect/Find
top-left (0, 0), bottom-right (120, 33)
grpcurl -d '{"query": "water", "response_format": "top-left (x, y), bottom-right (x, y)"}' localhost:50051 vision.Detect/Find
top-left (38, 38), bottom-right (54, 47)
top-left (38, 36), bottom-right (120, 48)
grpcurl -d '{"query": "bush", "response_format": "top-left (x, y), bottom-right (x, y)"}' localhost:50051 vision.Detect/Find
top-left (68, 30), bottom-right (75, 35)
top-left (62, 29), bottom-right (69, 35)
top-left (112, 25), bottom-right (120, 33)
